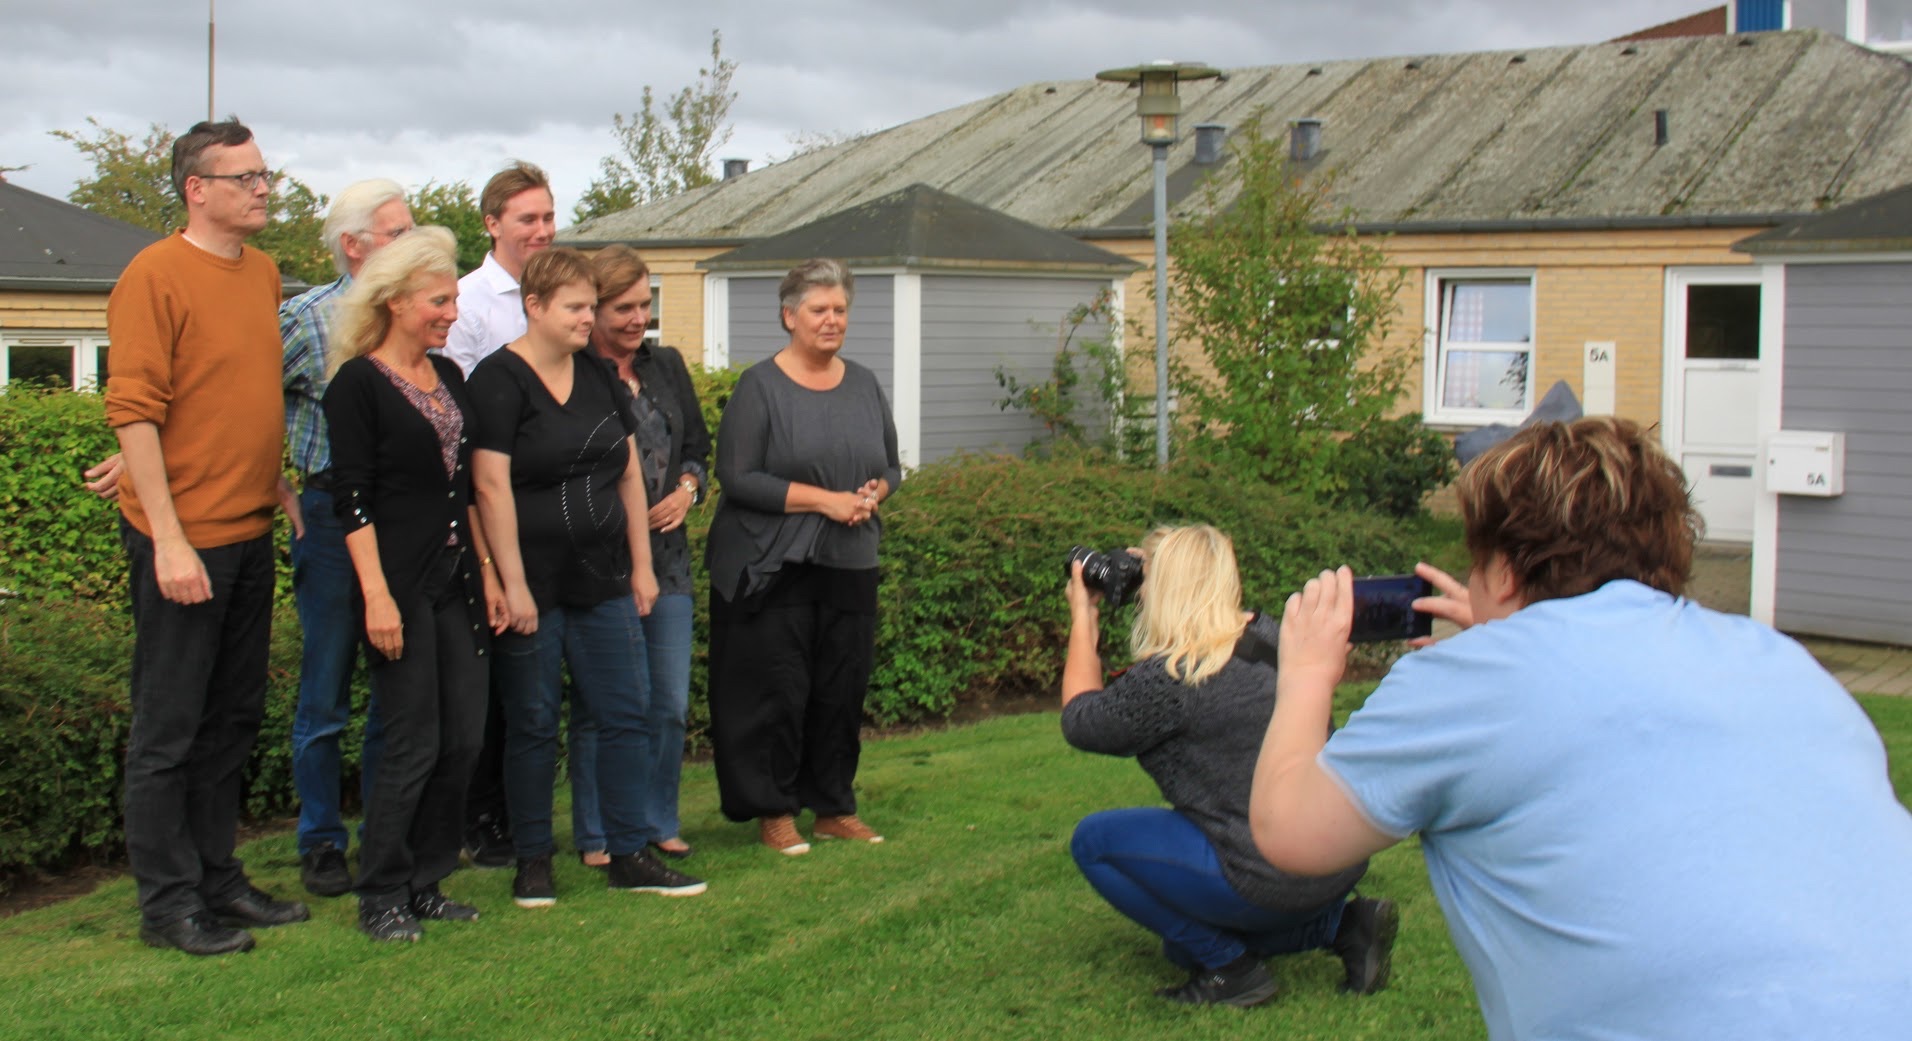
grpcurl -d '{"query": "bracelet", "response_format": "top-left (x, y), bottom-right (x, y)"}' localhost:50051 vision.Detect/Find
top-left (679, 478), bottom-right (698, 498)
top-left (479, 556), bottom-right (494, 568)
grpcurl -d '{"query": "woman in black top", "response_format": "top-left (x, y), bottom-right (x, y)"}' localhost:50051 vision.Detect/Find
top-left (705, 258), bottom-right (902, 856)
top-left (468, 248), bottom-right (705, 908)
top-left (322, 227), bottom-right (507, 942)
top-left (568, 246), bottom-right (710, 864)
top-left (1060, 525), bottom-right (1390, 1006)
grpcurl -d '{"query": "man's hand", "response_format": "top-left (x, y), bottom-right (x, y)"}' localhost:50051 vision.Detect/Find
top-left (83, 454), bottom-right (125, 501)
top-left (278, 475), bottom-right (305, 541)
top-left (154, 533), bottom-right (213, 605)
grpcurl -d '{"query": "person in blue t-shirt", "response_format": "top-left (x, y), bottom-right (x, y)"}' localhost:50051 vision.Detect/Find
top-left (1250, 416), bottom-right (1912, 1041)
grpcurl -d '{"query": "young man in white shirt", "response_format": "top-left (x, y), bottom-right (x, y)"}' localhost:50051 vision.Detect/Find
top-left (440, 161), bottom-right (555, 377)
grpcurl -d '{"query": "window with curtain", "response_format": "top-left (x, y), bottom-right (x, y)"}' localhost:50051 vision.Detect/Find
top-left (1433, 277), bottom-right (1532, 416)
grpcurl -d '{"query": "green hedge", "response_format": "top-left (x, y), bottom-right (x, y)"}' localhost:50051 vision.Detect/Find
top-left (1, 382), bottom-right (1455, 885)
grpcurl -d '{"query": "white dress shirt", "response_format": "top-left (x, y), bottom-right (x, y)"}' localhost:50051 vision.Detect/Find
top-left (441, 252), bottom-right (528, 377)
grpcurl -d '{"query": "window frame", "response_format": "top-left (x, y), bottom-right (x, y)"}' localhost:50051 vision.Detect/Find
top-left (0, 330), bottom-right (110, 391)
top-left (643, 276), bottom-right (663, 347)
top-left (1421, 268), bottom-right (1537, 427)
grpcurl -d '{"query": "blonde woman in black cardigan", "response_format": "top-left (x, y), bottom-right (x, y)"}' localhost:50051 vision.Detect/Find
top-left (323, 226), bottom-right (507, 942)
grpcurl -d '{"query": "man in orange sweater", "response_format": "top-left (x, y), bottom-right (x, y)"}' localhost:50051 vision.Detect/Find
top-left (104, 119), bottom-right (310, 956)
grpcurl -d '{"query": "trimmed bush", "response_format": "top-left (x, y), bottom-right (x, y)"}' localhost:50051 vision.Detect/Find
top-left (0, 386), bottom-right (122, 600)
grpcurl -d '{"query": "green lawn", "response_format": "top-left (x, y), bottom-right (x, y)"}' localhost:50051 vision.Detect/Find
top-left (3, 693), bottom-right (1908, 1041)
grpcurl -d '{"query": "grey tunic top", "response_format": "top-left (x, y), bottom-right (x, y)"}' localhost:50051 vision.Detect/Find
top-left (1061, 613), bottom-right (1368, 912)
top-left (706, 355), bottom-right (903, 602)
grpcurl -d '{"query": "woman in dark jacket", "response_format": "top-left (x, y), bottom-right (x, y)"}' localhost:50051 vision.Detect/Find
top-left (323, 226), bottom-right (507, 942)
top-left (1061, 525), bottom-right (1392, 1006)
top-left (569, 246), bottom-right (710, 864)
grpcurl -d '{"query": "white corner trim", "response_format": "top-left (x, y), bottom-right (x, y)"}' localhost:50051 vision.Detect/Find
top-left (1749, 262), bottom-right (1785, 626)
top-left (703, 275), bottom-right (729, 370)
top-left (893, 273), bottom-right (923, 469)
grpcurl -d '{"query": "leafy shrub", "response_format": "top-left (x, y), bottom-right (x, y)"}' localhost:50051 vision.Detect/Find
top-left (1329, 413), bottom-right (1459, 519)
top-left (0, 386), bottom-right (123, 600)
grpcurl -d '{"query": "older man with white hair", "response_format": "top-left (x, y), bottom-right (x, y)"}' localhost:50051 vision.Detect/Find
top-left (279, 178), bottom-right (416, 898)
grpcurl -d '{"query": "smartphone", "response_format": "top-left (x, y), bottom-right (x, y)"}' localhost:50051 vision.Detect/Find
top-left (1349, 574), bottom-right (1435, 644)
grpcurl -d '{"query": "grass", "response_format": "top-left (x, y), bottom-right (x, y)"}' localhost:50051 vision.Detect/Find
top-left (2, 691), bottom-right (1908, 1041)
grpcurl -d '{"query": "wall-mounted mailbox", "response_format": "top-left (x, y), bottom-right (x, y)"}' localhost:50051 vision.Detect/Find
top-left (1765, 431), bottom-right (1844, 497)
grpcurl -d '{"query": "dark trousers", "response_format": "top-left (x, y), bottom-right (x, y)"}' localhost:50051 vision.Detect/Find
top-left (708, 589), bottom-right (875, 822)
top-left (355, 552), bottom-right (487, 909)
top-left (465, 670), bottom-right (510, 832)
top-left (121, 525), bottom-right (274, 927)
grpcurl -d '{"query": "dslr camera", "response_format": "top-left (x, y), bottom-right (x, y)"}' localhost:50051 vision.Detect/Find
top-left (1065, 546), bottom-right (1145, 607)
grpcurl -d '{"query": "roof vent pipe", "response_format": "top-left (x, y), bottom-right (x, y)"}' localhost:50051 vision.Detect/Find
top-left (1289, 118), bottom-right (1324, 162)
top-left (1193, 123), bottom-right (1227, 165)
top-left (723, 158), bottom-right (750, 179)
top-left (1654, 110), bottom-right (1669, 148)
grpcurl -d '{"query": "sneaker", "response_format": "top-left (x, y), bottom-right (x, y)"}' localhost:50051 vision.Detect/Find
top-left (813, 814), bottom-right (884, 844)
top-left (1156, 957), bottom-right (1280, 1007)
top-left (207, 885), bottom-right (311, 928)
top-left (410, 884), bottom-right (480, 922)
top-left (760, 816), bottom-right (810, 856)
top-left (512, 854), bottom-right (557, 908)
top-left (300, 842), bottom-right (353, 898)
top-left (608, 849), bottom-right (708, 897)
top-left (139, 911), bottom-right (255, 956)
top-left (464, 813), bottom-right (513, 870)
top-left (1331, 897), bottom-right (1399, 995)
top-left (358, 902), bottom-right (423, 943)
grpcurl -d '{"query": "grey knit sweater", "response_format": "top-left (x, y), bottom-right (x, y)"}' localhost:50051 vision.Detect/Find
top-left (1060, 614), bottom-right (1368, 911)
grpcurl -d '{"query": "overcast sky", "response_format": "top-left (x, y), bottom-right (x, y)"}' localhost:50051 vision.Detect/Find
top-left (4, 0), bottom-right (1695, 225)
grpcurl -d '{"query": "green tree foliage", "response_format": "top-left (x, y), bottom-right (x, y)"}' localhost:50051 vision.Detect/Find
top-left (250, 175), bottom-right (332, 285)
top-left (408, 179), bottom-right (488, 275)
top-left (573, 30), bottom-right (738, 224)
top-left (1165, 118), bottom-right (1450, 511)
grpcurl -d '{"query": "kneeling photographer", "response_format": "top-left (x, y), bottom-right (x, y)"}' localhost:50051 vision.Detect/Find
top-left (1059, 525), bottom-right (1396, 1008)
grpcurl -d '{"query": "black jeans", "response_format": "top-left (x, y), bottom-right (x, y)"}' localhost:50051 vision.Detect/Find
top-left (121, 524), bottom-right (274, 927)
top-left (708, 583), bottom-right (876, 822)
top-left (356, 547), bottom-right (488, 910)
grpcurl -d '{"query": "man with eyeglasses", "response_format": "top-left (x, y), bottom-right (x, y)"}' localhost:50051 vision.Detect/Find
top-left (278, 179), bottom-right (416, 900)
top-left (104, 119), bottom-right (310, 956)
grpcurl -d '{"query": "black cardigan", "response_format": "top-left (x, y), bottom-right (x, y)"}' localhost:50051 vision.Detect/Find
top-left (322, 354), bottom-right (485, 655)
top-left (613, 343), bottom-right (711, 500)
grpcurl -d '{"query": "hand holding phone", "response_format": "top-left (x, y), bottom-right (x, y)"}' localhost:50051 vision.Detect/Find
top-left (1349, 574), bottom-right (1436, 644)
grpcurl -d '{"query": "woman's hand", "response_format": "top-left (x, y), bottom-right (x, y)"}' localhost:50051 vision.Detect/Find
top-left (364, 590), bottom-right (404, 660)
top-left (820, 489), bottom-right (870, 526)
top-left (505, 584), bottom-right (539, 635)
top-left (1407, 561), bottom-right (1473, 648)
top-left (648, 484), bottom-right (694, 533)
top-left (632, 566), bottom-right (659, 617)
top-left (1279, 567), bottom-right (1354, 691)
top-left (1065, 560), bottom-right (1102, 620)
top-left (481, 564), bottom-right (510, 634)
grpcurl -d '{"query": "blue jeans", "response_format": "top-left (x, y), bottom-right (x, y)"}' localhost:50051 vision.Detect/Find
top-left (496, 596), bottom-right (652, 858)
top-left (1071, 807), bottom-right (1346, 970)
top-left (289, 487), bottom-right (384, 854)
top-left (573, 593), bottom-right (692, 849)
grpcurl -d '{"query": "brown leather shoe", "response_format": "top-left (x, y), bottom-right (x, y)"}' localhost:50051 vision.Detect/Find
top-left (760, 816), bottom-right (810, 855)
top-left (813, 814), bottom-right (884, 844)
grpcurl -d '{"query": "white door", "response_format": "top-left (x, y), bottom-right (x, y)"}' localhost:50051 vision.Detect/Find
top-left (1663, 268), bottom-right (1765, 543)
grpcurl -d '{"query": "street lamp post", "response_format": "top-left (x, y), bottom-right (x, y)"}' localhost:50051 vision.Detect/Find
top-left (1096, 60), bottom-right (1219, 467)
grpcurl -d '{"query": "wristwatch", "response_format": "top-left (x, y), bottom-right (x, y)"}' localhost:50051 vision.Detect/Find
top-left (679, 477), bottom-right (699, 501)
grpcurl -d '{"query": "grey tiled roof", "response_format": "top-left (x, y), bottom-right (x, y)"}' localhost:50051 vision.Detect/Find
top-left (0, 178), bottom-right (162, 291)
top-left (566, 30), bottom-right (1912, 247)
top-left (1736, 179), bottom-right (1912, 254)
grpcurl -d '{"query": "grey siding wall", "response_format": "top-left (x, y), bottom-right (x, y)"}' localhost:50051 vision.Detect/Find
top-left (919, 275), bottom-right (1112, 463)
top-left (1774, 262), bottom-right (1912, 644)
top-left (723, 274), bottom-right (895, 401)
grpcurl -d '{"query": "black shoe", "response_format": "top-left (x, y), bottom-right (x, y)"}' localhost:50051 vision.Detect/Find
top-left (608, 849), bottom-right (708, 896)
top-left (1331, 897), bottom-right (1400, 995)
top-left (464, 813), bottom-right (513, 870)
top-left (300, 842), bottom-right (353, 898)
top-left (410, 884), bottom-right (479, 922)
top-left (208, 886), bottom-right (310, 928)
top-left (358, 902), bottom-right (423, 943)
top-left (512, 854), bottom-right (556, 908)
top-left (1156, 957), bottom-right (1279, 1007)
top-left (139, 911), bottom-right (256, 956)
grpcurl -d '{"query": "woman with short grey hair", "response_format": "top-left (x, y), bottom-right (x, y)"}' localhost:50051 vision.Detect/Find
top-left (705, 257), bottom-right (901, 855)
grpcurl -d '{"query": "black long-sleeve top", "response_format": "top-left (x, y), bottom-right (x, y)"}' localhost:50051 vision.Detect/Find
top-left (322, 354), bottom-right (485, 652)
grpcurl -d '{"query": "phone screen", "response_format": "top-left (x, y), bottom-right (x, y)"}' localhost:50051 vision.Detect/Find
top-left (1349, 575), bottom-right (1435, 644)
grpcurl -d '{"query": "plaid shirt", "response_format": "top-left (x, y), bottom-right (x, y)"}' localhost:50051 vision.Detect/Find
top-left (280, 275), bottom-right (349, 476)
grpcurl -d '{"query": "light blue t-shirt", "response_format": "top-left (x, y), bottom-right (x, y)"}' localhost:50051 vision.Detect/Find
top-left (1321, 580), bottom-right (1912, 1041)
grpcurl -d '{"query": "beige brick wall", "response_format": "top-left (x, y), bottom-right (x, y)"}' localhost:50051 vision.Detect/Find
top-left (0, 290), bottom-right (111, 331)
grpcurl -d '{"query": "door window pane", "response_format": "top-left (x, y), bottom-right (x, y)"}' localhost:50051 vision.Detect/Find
top-left (7, 345), bottom-right (74, 387)
top-left (1685, 284), bottom-right (1760, 361)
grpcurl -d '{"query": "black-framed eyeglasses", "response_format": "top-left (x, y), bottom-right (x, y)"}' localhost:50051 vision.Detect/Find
top-left (196, 169), bottom-right (275, 191)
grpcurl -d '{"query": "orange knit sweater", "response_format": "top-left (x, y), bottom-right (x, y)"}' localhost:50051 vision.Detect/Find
top-left (104, 232), bottom-right (285, 548)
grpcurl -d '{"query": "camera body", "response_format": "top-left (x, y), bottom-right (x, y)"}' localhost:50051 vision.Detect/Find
top-left (1066, 545), bottom-right (1145, 607)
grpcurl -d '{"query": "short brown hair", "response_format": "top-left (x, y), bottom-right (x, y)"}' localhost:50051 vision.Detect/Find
top-left (1457, 417), bottom-right (1702, 602)
top-left (519, 247), bottom-right (597, 309)
top-left (590, 245), bottom-right (651, 306)
top-left (171, 119), bottom-right (254, 199)
top-left (479, 161), bottom-right (550, 222)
